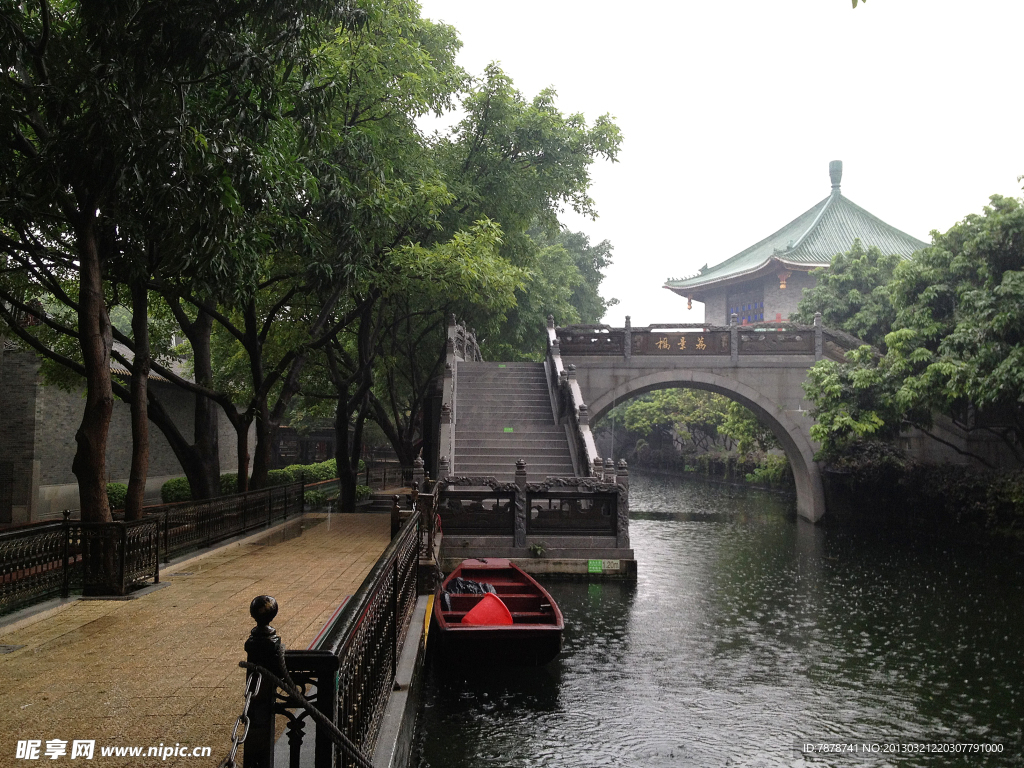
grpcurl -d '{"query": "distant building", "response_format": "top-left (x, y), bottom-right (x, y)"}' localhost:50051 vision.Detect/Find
top-left (664, 161), bottom-right (927, 325)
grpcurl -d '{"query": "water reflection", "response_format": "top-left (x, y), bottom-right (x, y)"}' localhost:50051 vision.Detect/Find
top-left (417, 472), bottom-right (1024, 767)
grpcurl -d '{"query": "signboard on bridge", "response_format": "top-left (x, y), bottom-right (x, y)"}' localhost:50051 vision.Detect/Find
top-left (632, 331), bottom-right (730, 356)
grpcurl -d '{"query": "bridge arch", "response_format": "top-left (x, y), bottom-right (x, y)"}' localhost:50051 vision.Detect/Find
top-left (584, 369), bottom-right (826, 523)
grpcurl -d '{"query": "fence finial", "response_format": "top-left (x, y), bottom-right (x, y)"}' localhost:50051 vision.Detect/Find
top-left (244, 595), bottom-right (282, 768)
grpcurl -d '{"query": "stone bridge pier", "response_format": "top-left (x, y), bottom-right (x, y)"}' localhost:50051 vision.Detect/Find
top-left (555, 318), bottom-right (847, 523)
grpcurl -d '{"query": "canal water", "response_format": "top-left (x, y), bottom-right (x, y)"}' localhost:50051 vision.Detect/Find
top-left (416, 472), bottom-right (1024, 767)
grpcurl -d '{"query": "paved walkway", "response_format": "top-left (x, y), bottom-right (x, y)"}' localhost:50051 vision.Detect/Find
top-left (0, 513), bottom-right (390, 767)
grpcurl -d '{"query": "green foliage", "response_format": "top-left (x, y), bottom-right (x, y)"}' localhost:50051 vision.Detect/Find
top-left (805, 195), bottom-right (1024, 463)
top-left (356, 485), bottom-right (372, 501)
top-left (794, 240), bottom-right (904, 350)
top-left (161, 477), bottom-right (192, 504)
top-left (720, 401), bottom-right (779, 457)
top-left (267, 470), bottom-right (293, 487)
top-left (803, 348), bottom-right (910, 458)
top-left (745, 455), bottom-right (792, 487)
top-left (106, 483), bottom-right (129, 511)
top-left (219, 474), bottom-right (239, 496)
top-left (605, 389), bottom-right (774, 457)
top-left (304, 490), bottom-right (328, 508)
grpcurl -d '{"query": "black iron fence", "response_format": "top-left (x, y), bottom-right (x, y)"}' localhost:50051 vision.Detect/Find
top-left (0, 482), bottom-right (304, 615)
top-left (363, 463), bottom-right (413, 490)
top-left (240, 495), bottom-right (425, 768)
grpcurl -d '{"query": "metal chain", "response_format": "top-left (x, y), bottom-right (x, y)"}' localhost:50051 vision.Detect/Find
top-left (218, 671), bottom-right (262, 768)
top-left (238, 660), bottom-right (375, 768)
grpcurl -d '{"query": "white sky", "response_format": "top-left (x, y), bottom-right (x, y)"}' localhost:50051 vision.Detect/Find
top-left (417, 0), bottom-right (1024, 326)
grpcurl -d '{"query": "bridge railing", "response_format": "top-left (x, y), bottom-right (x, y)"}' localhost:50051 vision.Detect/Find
top-left (552, 313), bottom-right (861, 362)
top-left (439, 315), bottom-right (484, 482)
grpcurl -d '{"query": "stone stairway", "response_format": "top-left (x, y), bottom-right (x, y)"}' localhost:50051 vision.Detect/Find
top-left (453, 362), bottom-right (576, 481)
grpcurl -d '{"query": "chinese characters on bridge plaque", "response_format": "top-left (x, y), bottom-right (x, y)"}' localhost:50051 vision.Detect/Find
top-left (634, 332), bottom-right (730, 355)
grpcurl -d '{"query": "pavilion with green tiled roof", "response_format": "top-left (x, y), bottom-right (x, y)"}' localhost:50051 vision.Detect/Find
top-left (664, 161), bottom-right (928, 326)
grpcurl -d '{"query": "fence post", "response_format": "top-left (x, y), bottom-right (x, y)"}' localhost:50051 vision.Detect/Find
top-left (814, 311), bottom-right (823, 361)
top-left (514, 459), bottom-right (527, 549)
top-left (730, 312), bottom-right (739, 362)
top-left (153, 521), bottom-right (160, 585)
top-left (163, 512), bottom-right (170, 564)
top-left (616, 459), bottom-right (631, 549)
top-left (244, 596), bottom-right (282, 768)
top-left (117, 523), bottom-right (127, 597)
top-left (623, 315), bottom-right (631, 361)
top-left (412, 456), bottom-right (425, 491)
top-left (391, 495), bottom-right (401, 538)
top-left (61, 510), bottom-right (71, 598)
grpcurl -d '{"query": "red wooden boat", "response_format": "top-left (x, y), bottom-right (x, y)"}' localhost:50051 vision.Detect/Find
top-left (432, 558), bottom-right (564, 666)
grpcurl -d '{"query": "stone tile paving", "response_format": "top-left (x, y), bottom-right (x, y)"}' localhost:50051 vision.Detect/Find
top-left (0, 513), bottom-right (390, 768)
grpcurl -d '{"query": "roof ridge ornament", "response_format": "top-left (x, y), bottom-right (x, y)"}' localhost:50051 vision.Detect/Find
top-left (829, 159), bottom-right (843, 193)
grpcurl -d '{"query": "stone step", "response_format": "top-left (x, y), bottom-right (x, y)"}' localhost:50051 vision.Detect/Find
top-left (454, 446), bottom-right (572, 457)
top-left (457, 362), bottom-right (544, 369)
top-left (455, 437), bottom-right (568, 448)
top-left (457, 372), bottom-right (546, 380)
top-left (458, 417), bottom-right (554, 425)
top-left (458, 391), bottom-right (547, 397)
top-left (455, 427), bottom-right (567, 435)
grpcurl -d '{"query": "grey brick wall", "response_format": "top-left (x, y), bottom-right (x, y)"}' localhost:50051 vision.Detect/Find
top-left (0, 351), bottom-right (40, 522)
top-left (0, 349), bottom-right (254, 522)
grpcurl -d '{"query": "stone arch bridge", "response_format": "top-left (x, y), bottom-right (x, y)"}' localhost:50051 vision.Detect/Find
top-left (550, 316), bottom-right (857, 523)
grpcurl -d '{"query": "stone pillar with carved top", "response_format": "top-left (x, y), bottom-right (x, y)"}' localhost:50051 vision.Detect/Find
top-left (514, 459), bottom-right (527, 548)
top-left (814, 312), bottom-right (823, 361)
top-left (616, 459), bottom-right (630, 549)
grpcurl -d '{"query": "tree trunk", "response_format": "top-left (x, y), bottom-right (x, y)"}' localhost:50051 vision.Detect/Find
top-left (72, 216), bottom-right (113, 523)
top-left (334, 397), bottom-right (363, 513)
top-left (250, 402), bottom-right (271, 490)
top-left (189, 310), bottom-right (221, 498)
top-left (125, 275), bottom-right (150, 520)
top-left (235, 414), bottom-right (252, 493)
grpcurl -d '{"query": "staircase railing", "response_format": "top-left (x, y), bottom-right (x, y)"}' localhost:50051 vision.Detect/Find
top-left (440, 315), bottom-right (483, 480)
top-left (546, 315), bottom-right (600, 477)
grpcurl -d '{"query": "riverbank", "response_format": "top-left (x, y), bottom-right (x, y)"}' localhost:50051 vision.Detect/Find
top-left (630, 455), bottom-right (796, 496)
top-left (819, 442), bottom-right (1024, 540)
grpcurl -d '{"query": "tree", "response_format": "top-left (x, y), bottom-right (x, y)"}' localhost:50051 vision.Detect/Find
top-left (0, 0), bottom-right (350, 520)
top-left (804, 196), bottom-right (1024, 465)
top-left (793, 240), bottom-right (904, 350)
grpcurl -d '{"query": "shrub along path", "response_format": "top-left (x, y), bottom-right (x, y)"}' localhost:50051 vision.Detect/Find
top-left (0, 513), bottom-right (390, 766)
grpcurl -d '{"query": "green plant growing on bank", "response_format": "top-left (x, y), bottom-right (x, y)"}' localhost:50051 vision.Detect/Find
top-left (745, 455), bottom-right (792, 487)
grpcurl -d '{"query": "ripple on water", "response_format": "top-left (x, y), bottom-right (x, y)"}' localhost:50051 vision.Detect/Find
top-left (416, 474), bottom-right (1024, 767)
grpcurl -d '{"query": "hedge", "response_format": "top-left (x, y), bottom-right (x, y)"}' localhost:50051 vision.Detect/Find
top-left (107, 483), bottom-right (128, 510)
top-left (159, 458), bottom-right (345, 503)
